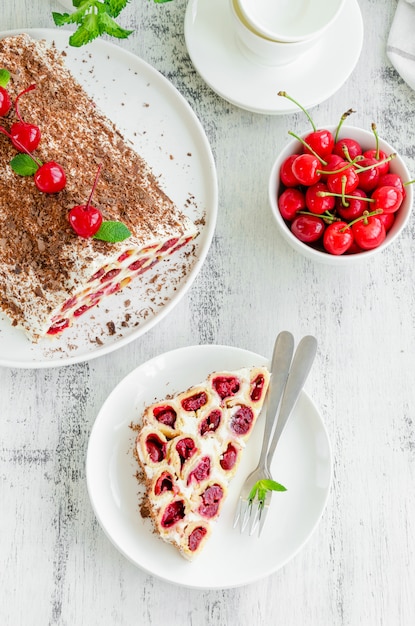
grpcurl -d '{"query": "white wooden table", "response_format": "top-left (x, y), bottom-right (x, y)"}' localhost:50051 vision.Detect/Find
top-left (1, 1), bottom-right (415, 624)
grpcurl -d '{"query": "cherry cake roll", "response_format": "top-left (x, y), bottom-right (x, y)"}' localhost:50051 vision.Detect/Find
top-left (179, 521), bottom-right (211, 561)
top-left (142, 398), bottom-right (183, 439)
top-left (135, 426), bottom-right (168, 476)
top-left (166, 433), bottom-right (200, 480)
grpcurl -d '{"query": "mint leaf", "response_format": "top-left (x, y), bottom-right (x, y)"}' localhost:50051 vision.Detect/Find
top-left (152, 0), bottom-right (173, 3)
top-left (10, 154), bottom-right (39, 176)
top-left (0, 69), bottom-right (10, 88)
top-left (248, 479), bottom-right (287, 503)
top-left (93, 220), bottom-right (131, 243)
top-left (98, 12), bottom-right (133, 39)
top-left (106, 0), bottom-right (130, 18)
top-left (69, 12), bottom-right (102, 47)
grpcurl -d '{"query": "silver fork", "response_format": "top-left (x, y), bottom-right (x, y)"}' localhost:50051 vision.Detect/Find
top-left (233, 333), bottom-right (318, 536)
top-left (233, 330), bottom-right (294, 532)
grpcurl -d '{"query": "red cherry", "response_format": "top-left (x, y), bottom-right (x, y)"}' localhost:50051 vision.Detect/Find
top-left (323, 222), bottom-right (354, 255)
top-left (333, 137), bottom-right (362, 160)
top-left (34, 161), bottom-right (66, 193)
top-left (303, 129), bottom-right (334, 158)
top-left (352, 214), bottom-right (386, 249)
top-left (279, 154), bottom-right (300, 187)
top-left (336, 188), bottom-right (367, 221)
top-left (363, 148), bottom-right (389, 176)
top-left (11, 121), bottom-right (41, 152)
top-left (291, 214), bottom-right (325, 243)
top-left (319, 154), bottom-right (345, 182)
top-left (0, 86), bottom-right (11, 116)
top-left (292, 154), bottom-right (321, 186)
top-left (326, 165), bottom-right (359, 194)
top-left (378, 173), bottom-right (405, 197)
top-left (11, 85), bottom-right (41, 152)
top-left (278, 187), bottom-right (305, 220)
top-left (377, 211), bottom-right (395, 233)
top-left (356, 157), bottom-right (380, 192)
top-left (68, 164), bottom-right (104, 237)
top-left (68, 204), bottom-right (103, 237)
top-left (305, 182), bottom-right (335, 215)
top-left (371, 185), bottom-right (403, 214)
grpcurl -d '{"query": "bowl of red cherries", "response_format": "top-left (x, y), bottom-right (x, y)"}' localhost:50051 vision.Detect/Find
top-left (269, 93), bottom-right (413, 263)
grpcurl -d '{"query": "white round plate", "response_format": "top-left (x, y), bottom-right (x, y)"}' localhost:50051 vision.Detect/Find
top-left (0, 29), bottom-right (217, 368)
top-left (86, 344), bottom-right (333, 589)
top-left (184, 0), bottom-right (363, 115)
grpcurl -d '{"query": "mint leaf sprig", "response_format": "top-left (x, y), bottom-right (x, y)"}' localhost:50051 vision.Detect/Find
top-left (52, 0), bottom-right (172, 48)
top-left (248, 479), bottom-right (287, 505)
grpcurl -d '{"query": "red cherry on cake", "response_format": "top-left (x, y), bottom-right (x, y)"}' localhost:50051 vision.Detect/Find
top-left (34, 161), bottom-right (66, 193)
top-left (69, 204), bottom-right (103, 238)
top-left (0, 86), bottom-right (11, 116)
top-left (68, 164), bottom-right (103, 237)
top-left (10, 85), bottom-right (41, 152)
top-left (0, 124), bottom-right (66, 193)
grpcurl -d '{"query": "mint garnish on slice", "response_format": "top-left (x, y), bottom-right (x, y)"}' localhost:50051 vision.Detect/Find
top-left (0, 69), bottom-right (10, 88)
top-left (93, 220), bottom-right (131, 243)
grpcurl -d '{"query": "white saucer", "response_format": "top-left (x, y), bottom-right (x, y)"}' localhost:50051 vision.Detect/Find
top-left (184, 0), bottom-right (363, 115)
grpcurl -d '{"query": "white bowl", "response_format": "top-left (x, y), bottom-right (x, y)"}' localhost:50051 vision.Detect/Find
top-left (237, 0), bottom-right (346, 43)
top-left (268, 125), bottom-right (413, 264)
top-left (229, 0), bottom-right (318, 66)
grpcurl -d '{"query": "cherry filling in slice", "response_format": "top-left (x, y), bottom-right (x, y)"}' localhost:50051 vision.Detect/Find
top-left (219, 443), bottom-right (238, 471)
top-left (211, 375), bottom-right (240, 400)
top-left (199, 409), bottom-right (221, 436)
top-left (154, 471), bottom-right (176, 496)
top-left (145, 434), bottom-right (167, 463)
top-left (161, 500), bottom-right (185, 528)
top-left (198, 484), bottom-right (224, 518)
top-left (187, 456), bottom-right (211, 486)
top-left (176, 437), bottom-right (197, 468)
top-left (153, 404), bottom-right (177, 429)
top-left (47, 318), bottom-right (70, 335)
top-left (230, 405), bottom-right (254, 436)
top-left (181, 391), bottom-right (208, 412)
top-left (159, 237), bottom-right (179, 253)
top-left (188, 526), bottom-right (208, 552)
top-left (250, 374), bottom-right (266, 402)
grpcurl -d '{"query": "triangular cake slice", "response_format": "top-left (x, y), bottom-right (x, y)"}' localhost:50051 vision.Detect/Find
top-left (0, 34), bottom-right (197, 341)
top-left (134, 366), bottom-right (270, 560)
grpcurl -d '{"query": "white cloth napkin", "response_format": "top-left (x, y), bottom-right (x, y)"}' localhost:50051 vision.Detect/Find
top-left (387, 0), bottom-right (415, 90)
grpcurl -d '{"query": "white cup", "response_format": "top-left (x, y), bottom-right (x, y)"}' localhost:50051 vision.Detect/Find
top-left (230, 0), bottom-right (319, 66)
top-left (237, 0), bottom-right (345, 43)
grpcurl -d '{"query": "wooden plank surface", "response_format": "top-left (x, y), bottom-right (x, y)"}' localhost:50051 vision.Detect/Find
top-left (1, 0), bottom-right (415, 624)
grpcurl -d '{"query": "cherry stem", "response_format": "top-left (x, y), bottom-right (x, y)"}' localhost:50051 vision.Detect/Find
top-left (404, 179), bottom-right (415, 186)
top-left (0, 125), bottom-right (42, 166)
top-left (318, 189), bottom-right (374, 204)
top-left (355, 153), bottom-right (396, 172)
top-left (334, 108), bottom-right (356, 143)
top-left (15, 84), bottom-right (36, 124)
top-left (371, 122), bottom-right (380, 160)
top-left (341, 209), bottom-right (383, 231)
top-left (317, 160), bottom-right (357, 176)
top-left (287, 130), bottom-right (327, 166)
top-left (85, 164), bottom-right (102, 210)
top-left (298, 210), bottom-right (339, 224)
top-left (278, 91), bottom-right (316, 131)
